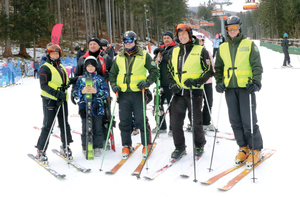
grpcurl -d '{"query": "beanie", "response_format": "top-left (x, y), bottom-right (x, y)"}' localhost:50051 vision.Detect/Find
top-left (162, 31), bottom-right (174, 40)
top-left (88, 36), bottom-right (101, 46)
top-left (84, 56), bottom-right (98, 68)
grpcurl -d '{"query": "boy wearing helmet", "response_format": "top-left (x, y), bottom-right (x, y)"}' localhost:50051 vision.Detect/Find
top-left (109, 31), bottom-right (158, 158)
top-left (166, 24), bottom-right (214, 159)
top-left (36, 43), bottom-right (77, 164)
top-left (73, 56), bottom-right (110, 156)
top-left (214, 16), bottom-right (264, 168)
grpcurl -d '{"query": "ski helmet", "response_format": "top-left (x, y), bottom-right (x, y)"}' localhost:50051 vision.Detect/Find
top-left (84, 56), bottom-right (98, 68)
top-left (175, 24), bottom-right (192, 38)
top-left (100, 39), bottom-right (109, 47)
top-left (46, 44), bottom-right (62, 57)
top-left (123, 31), bottom-right (138, 44)
top-left (195, 33), bottom-right (205, 41)
top-left (225, 16), bottom-right (242, 33)
top-left (283, 33), bottom-right (288, 38)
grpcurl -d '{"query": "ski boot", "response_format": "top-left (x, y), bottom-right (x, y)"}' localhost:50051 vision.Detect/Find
top-left (195, 146), bottom-right (204, 157)
top-left (235, 146), bottom-right (250, 165)
top-left (122, 145), bottom-right (133, 159)
top-left (203, 124), bottom-right (215, 131)
top-left (94, 148), bottom-right (102, 157)
top-left (36, 149), bottom-right (48, 165)
top-left (60, 145), bottom-right (73, 160)
top-left (246, 150), bottom-right (262, 169)
top-left (142, 144), bottom-right (152, 158)
top-left (171, 147), bottom-right (186, 160)
top-left (287, 64), bottom-right (293, 68)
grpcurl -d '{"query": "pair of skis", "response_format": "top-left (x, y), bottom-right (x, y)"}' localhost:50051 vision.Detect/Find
top-left (104, 143), bottom-right (156, 176)
top-left (28, 149), bottom-right (91, 179)
top-left (201, 148), bottom-right (276, 191)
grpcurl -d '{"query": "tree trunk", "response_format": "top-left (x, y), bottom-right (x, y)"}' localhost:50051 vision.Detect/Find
top-left (3, 0), bottom-right (12, 57)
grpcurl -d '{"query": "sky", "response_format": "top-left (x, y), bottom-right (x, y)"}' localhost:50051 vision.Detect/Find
top-left (187, 0), bottom-right (246, 12)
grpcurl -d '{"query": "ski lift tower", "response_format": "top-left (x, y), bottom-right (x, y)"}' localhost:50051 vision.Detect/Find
top-left (212, 0), bottom-right (232, 38)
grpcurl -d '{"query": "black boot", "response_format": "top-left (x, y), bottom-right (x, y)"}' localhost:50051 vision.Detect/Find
top-left (171, 147), bottom-right (186, 159)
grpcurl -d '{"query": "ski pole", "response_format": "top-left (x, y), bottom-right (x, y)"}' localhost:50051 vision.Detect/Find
top-left (155, 52), bottom-right (161, 135)
top-left (248, 77), bottom-right (257, 183)
top-left (61, 101), bottom-right (70, 164)
top-left (208, 92), bottom-right (223, 172)
top-left (42, 105), bottom-right (62, 153)
top-left (100, 91), bottom-right (118, 171)
top-left (142, 88), bottom-right (148, 158)
top-left (136, 94), bottom-right (175, 178)
top-left (189, 88), bottom-right (197, 182)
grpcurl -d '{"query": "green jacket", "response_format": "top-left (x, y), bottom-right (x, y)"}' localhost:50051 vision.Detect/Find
top-left (109, 46), bottom-right (158, 92)
top-left (215, 34), bottom-right (263, 88)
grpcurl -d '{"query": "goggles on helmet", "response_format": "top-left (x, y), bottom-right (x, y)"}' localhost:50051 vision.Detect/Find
top-left (122, 38), bottom-right (134, 44)
top-left (226, 25), bottom-right (240, 32)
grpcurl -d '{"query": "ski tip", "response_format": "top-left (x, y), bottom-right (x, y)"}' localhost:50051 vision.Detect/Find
top-left (180, 174), bottom-right (189, 178)
top-left (218, 187), bottom-right (230, 191)
top-left (105, 171), bottom-right (115, 175)
top-left (143, 176), bottom-right (153, 180)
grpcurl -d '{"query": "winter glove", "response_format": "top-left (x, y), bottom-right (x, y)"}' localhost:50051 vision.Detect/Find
top-left (215, 83), bottom-right (226, 93)
top-left (184, 78), bottom-right (202, 88)
top-left (137, 80), bottom-right (150, 90)
top-left (246, 80), bottom-right (261, 94)
top-left (112, 85), bottom-right (121, 94)
top-left (153, 47), bottom-right (164, 55)
top-left (56, 91), bottom-right (67, 101)
top-left (169, 83), bottom-right (181, 94)
top-left (103, 70), bottom-right (109, 80)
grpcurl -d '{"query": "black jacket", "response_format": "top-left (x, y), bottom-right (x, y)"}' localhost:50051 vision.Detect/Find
top-left (281, 37), bottom-right (292, 50)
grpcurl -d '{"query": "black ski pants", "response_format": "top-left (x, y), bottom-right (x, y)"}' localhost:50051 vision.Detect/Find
top-left (36, 97), bottom-right (73, 151)
top-left (225, 88), bottom-right (263, 150)
top-left (283, 48), bottom-right (290, 66)
top-left (80, 109), bottom-right (104, 150)
top-left (170, 92), bottom-right (206, 150)
top-left (203, 83), bottom-right (213, 125)
top-left (118, 91), bottom-right (151, 147)
top-left (156, 86), bottom-right (173, 130)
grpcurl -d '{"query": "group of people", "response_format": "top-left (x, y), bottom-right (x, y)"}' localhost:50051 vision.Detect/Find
top-left (35, 15), bottom-right (264, 169)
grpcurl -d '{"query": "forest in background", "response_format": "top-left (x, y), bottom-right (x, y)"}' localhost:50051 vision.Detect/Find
top-left (0, 0), bottom-right (299, 59)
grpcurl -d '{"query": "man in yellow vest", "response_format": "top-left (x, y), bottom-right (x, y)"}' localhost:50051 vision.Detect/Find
top-left (36, 44), bottom-right (77, 164)
top-left (166, 24), bottom-right (213, 159)
top-left (214, 16), bottom-right (264, 168)
top-left (109, 31), bottom-right (158, 158)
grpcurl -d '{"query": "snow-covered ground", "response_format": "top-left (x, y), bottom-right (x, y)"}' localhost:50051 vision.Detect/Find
top-left (1, 40), bottom-right (299, 197)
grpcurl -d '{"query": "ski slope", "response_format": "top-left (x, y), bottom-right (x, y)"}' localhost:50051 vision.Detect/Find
top-left (0, 40), bottom-right (299, 196)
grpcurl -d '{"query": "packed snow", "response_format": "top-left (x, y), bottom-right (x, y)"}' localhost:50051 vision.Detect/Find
top-left (1, 39), bottom-right (299, 197)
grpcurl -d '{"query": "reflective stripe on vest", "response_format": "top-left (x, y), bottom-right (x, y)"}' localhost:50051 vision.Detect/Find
top-left (220, 39), bottom-right (253, 87)
top-left (41, 62), bottom-right (69, 100)
top-left (171, 45), bottom-right (204, 89)
top-left (116, 51), bottom-right (147, 92)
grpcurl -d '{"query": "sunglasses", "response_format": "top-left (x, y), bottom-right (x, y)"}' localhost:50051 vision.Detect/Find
top-left (123, 38), bottom-right (134, 44)
top-left (226, 25), bottom-right (240, 32)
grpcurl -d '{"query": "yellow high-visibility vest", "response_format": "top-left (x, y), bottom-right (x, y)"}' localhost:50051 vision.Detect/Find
top-left (41, 62), bottom-right (69, 100)
top-left (171, 45), bottom-right (204, 89)
top-left (116, 51), bottom-right (147, 92)
top-left (220, 39), bottom-right (253, 87)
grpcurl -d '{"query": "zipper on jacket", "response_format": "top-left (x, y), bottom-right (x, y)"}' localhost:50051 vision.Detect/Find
top-left (180, 45), bottom-right (187, 96)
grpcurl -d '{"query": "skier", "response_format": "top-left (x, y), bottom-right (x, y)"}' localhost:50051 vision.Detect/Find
top-left (166, 24), bottom-right (213, 159)
top-left (36, 43), bottom-right (77, 164)
top-left (214, 16), bottom-right (264, 168)
top-left (76, 46), bottom-right (86, 62)
top-left (152, 31), bottom-right (178, 136)
top-left (209, 34), bottom-right (222, 58)
top-left (281, 33), bottom-right (293, 68)
top-left (73, 56), bottom-right (109, 157)
top-left (33, 59), bottom-right (40, 79)
top-left (109, 31), bottom-right (158, 158)
top-left (196, 33), bottom-right (215, 131)
top-left (73, 36), bottom-right (112, 149)
top-left (0, 63), bottom-right (10, 87)
top-left (99, 39), bottom-right (113, 74)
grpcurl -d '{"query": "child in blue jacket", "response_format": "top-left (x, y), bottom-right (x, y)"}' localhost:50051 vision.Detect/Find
top-left (73, 56), bottom-right (109, 156)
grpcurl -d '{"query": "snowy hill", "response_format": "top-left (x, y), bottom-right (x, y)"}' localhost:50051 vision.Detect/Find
top-left (1, 40), bottom-right (299, 197)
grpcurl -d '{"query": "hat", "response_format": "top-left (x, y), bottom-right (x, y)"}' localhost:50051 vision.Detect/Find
top-left (88, 36), bottom-right (101, 46)
top-left (162, 31), bottom-right (174, 39)
top-left (84, 56), bottom-right (98, 68)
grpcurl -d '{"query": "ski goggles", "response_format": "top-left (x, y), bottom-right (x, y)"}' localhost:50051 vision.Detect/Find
top-left (122, 38), bottom-right (134, 44)
top-left (226, 25), bottom-right (240, 32)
